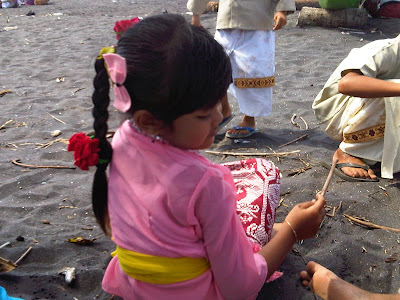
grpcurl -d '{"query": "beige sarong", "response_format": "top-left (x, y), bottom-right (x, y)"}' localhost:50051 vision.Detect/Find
top-left (313, 35), bottom-right (400, 179)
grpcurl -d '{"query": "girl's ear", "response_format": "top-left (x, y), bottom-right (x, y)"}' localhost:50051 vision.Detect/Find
top-left (133, 110), bottom-right (165, 135)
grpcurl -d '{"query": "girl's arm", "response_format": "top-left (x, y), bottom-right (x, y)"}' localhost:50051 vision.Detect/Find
top-left (338, 71), bottom-right (400, 98)
top-left (257, 221), bottom-right (296, 278)
top-left (194, 169), bottom-right (269, 299)
top-left (258, 194), bottom-right (326, 278)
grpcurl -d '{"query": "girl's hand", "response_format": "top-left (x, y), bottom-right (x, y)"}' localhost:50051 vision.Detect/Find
top-left (191, 14), bottom-right (203, 27)
top-left (285, 194), bottom-right (326, 241)
top-left (273, 11), bottom-right (287, 30)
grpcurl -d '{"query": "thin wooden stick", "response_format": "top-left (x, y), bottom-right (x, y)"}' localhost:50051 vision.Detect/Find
top-left (14, 246), bottom-right (32, 265)
top-left (290, 114), bottom-right (301, 128)
top-left (205, 150), bottom-right (300, 157)
top-left (47, 112), bottom-right (66, 124)
top-left (344, 214), bottom-right (400, 233)
top-left (0, 242), bottom-right (10, 249)
top-left (11, 159), bottom-right (76, 170)
top-left (0, 89), bottom-right (12, 97)
top-left (320, 158), bottom-right (338, 196)
top-left (278, 134), bottom-right (308, 148)
top-left (0, 120), bottom-right (13, 130)
top-left (35, 138), bottom-right (69, 149)
top-left (288, 166), bottom-right (312, 176)
top-left (299, 116), bottom-right (309, 130)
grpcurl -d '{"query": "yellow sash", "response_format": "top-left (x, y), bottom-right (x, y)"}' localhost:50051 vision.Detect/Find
top-left (112, 246), bottom-right (210, 284)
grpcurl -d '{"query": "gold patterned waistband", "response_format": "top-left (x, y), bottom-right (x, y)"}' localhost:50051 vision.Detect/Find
top-left (234, 76), bottom-right (275, 89)
top-left (343, 123), bottom-right (385, 143)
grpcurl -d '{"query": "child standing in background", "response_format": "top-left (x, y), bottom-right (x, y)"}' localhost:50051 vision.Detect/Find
top-left (187, 0), bottom-right (296, 138)
top-left (69, 14), bottom-right (325, 299)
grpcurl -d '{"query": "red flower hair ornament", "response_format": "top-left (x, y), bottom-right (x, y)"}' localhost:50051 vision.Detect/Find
top-left (68, 133), bottom-right (100, 170)
top-left (114, 17), bottom-right (140, 40)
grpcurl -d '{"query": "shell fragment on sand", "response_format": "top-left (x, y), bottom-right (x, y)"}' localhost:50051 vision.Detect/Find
top-left (59, 267), bottom-right (76, 284)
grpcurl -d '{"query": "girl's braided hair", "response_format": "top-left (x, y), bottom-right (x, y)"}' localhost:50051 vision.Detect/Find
top-left (92, 14), bottom-right (232, 234)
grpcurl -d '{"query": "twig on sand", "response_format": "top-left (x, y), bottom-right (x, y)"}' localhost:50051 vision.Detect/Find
top-left (205, 150), bottom-right (300, 157)
top-left (47, 112), bottom-right (67, 124)
top-left (278, 197), bottom-right (289, 208)
top-left (288, 166), bottom-right (312, 176)
top-left (11, 159), bottom-right (76, 170)
top-left (35, 138), bottom-right (69, 149)
top-left (0, 120), bottom-right (27, 131)
top-left (319, 158), bottom-right (338, 196)
top-left (299, 116), bottom-right (309, 130)
top-left (344, 214), bottom-right (400, 232)
top-left (290, 114), bottom-right (309, 130)
top-left (325, 205), bottom-right (336, 217)
top-left (72, 87), bottom-right (85, 95)
top-left (0, 120), bottom-right (13, 130)
top-left (0, 242), bottom-right (10, 249)
top-left (0, 89), bottom-right (12, 97)
top-left (292, 248), bottom-right (307, 264)
top-left (326, 201), bottom-right (342, 217)
top-left (291, 114), bottom-right (301, 128)
top-left (278, 134), bottom-right (308, 148)
top-left (286, 155), bottom-right (313, 176)
top-left (14, 247), bottom-right (33, 265)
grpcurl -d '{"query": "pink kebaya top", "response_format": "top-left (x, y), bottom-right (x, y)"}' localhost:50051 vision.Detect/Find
top-left (102, 120), bottom-right (268, 299)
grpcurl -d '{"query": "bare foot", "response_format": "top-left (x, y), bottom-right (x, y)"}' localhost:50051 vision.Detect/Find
top-left (226, 115), bottom-right (256, 136)
top-left (300, 261), bottom-right (389, 300)
top-left (334, 148), bottom-right (377, 180)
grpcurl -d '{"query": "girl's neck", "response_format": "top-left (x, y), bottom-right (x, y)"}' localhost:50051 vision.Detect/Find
top-left (128, 119), bottom-right (201, 155)
top-left (129, 119), bottom-right (167, 144)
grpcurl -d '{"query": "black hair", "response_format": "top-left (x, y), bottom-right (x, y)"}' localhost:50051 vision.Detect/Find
top-left (91, 14), bottom-right (232, 234)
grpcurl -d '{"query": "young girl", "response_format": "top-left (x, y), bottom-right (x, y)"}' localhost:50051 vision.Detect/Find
top-left (69, 14), bottom-right (326, 299)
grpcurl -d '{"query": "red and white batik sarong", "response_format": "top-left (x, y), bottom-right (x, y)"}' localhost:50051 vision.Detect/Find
top-left (223, 158), bottom-right (282, 282)
top-left (222, 158), bottom-right (280, 247)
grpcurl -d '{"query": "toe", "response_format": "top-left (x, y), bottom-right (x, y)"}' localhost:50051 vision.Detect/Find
top-left (368, 168), bottom-right (377, 179)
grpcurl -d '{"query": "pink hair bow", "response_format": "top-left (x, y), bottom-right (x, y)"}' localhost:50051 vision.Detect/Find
top-left (103, 53), bottom-right (131, 112)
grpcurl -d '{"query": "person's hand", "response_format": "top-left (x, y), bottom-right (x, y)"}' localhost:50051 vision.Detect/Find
top-left (284, 194), bottom-right (325, 240)
top-left (273, 11), bottom-right (287, 30)
top-left (191, 14), bottom-right (203, 27)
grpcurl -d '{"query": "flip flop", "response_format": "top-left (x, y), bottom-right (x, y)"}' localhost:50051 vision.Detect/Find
top-left (218, 114), bottom-right (234, 131)
top-left (320, 161), bottom-right (379, 182)
top-left (225, 126), bottom-right (259, 139)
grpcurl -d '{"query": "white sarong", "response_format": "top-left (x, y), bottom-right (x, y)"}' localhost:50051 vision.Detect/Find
top-left (215, 29), bottom-right (275, 117)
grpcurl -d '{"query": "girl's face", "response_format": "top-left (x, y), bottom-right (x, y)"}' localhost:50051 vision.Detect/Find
top-left (160, 102), bottom-right (223, 150)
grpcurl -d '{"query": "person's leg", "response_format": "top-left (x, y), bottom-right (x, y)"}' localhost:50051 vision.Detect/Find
top-left (220, 93), bottom-right (232, 120)
top-left (223, 30), bottom-right (274, 137)
top-left (300, 261), bottom-right (400, 300)
top-left (321, 97), bottom-right (385, 179)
